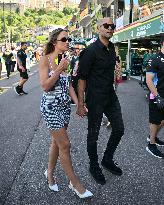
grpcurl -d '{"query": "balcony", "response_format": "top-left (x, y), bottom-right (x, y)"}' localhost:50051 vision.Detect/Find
top-left (98, 0), bottom-right (114, 8)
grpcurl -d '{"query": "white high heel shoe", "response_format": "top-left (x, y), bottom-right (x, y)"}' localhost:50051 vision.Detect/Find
top-left (68, 182), bottom-right (93, 199)
top-left (44, 170), bottom-right (59, 192)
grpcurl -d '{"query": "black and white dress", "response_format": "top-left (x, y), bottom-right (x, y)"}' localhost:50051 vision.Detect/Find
top-left (40, 58), bottom-right (71, 130)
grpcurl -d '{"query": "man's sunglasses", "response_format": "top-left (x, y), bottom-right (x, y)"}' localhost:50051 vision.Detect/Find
top-left (57, 37), bottom-right (72, 42)
top-left (102, 23), bottom-right (116, 30)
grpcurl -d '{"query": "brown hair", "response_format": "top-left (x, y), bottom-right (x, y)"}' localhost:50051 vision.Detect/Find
top-left (44, 28), bottom-right (64, 55)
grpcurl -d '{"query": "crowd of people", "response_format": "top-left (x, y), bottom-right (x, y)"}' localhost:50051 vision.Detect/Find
top-left (1, 17), bottom-right (164, 199)
top-left (0, 45), bottom-right (43, 79)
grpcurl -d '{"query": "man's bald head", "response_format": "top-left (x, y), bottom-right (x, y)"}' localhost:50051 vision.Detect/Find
top-left (97, 18), bottom-right (114, 27)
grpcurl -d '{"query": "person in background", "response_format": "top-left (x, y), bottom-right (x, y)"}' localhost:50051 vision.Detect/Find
top-left (69, 47), bottom-right (75, 61)
top-left (71, 43), bottom-right (86, 98)
top-left (11, 47), bottom-right (17, 72)
top-left (114, 55), bottom-right (122, 91)
top-left (3, 49), bottom-right (13, 79)
top-left (26, 49), bottom-right (32, 72)
top-left (14, 42), bottom-right (28, 95)
top-left (146, 35), bottom-right (164, 158)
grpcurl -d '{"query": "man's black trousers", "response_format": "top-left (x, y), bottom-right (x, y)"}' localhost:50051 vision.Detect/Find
top-left (86, 92), bottom-right (124, 165)
top-left (5, 63), bottom-right (12, 78)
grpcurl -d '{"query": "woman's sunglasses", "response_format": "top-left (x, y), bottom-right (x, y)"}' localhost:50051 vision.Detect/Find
top-left (57, 37), bottom-right (72, 42)
top-left (102, 23), bottom-right (116, 30)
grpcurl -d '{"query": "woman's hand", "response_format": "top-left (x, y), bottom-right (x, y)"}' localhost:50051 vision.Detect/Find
top-left (57, 55), bottom-right (70, 72)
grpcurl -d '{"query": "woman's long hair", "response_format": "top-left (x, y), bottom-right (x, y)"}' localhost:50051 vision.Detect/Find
top-left (44, 28), bottom-right (64, 55)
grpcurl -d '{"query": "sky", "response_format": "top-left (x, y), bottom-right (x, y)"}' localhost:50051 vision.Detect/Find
top-left (125, 0), bottom-right (139, 6)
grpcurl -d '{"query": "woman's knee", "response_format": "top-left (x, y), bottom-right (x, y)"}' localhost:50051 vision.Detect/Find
top-left (59, 140), bottom-right (71, 152)
top-left (51, 128), bottom-right (71, 152)
top-left (51, 138), bottom-right (58, 147)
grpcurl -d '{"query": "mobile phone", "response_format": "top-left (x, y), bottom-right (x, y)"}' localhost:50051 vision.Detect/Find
top-left (58, 53), bottom-right (66, 65)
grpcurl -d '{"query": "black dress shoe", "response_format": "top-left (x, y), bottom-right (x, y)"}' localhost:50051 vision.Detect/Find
top-left (89, 164), bottom-right (106, 185)
top-left (101, 160), bottom-right (122, 176)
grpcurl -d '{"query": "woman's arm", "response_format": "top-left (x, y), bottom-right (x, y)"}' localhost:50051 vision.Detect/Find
top-left (69, 83), bottom-right (78, 105)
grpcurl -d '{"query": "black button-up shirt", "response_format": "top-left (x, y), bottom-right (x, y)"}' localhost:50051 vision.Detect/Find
top-left (78, 38), bottom-right (116, 98)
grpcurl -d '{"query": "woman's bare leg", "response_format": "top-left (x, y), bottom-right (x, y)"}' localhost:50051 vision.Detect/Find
top-left (51, 127), bottom-right (86, 193)
top-left (47, 137), bottom-right (59, 185)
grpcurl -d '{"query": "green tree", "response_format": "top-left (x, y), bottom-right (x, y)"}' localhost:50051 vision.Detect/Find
top-left (63, 7), bottom-right (77, 15)
top-left (0, 7), bottom-right (74, 43)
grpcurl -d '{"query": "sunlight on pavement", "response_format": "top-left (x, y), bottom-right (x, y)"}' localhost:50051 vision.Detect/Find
top-left (0, 87), bottom-right (10, 95)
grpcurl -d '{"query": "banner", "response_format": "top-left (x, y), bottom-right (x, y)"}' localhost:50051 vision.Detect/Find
top-left (112, 16), bottom-right (161, 43)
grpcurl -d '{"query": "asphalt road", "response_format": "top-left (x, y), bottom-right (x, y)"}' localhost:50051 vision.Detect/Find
top-left (0, 66), bottom-right (164, 205)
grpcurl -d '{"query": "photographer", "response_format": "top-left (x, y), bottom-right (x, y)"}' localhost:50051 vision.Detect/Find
top-left (146, 35), bottom-right (164, 158)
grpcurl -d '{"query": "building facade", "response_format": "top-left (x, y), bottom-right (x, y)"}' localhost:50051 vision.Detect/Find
top-left (25, 0), bottom-right (47, 9)
top-left (46, 0), bottom-right (78, 11)
top-left (70, 0), bottom-right (164, 72)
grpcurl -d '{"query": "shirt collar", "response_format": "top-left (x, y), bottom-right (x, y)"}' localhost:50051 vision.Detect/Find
top-left (97, 38), bottom-right (111, 51)
top-left (97, 38), bottom-right (107, 49)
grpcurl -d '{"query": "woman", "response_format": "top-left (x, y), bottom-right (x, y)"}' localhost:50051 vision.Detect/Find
top-left (39, 28), bottom-right (93, 199)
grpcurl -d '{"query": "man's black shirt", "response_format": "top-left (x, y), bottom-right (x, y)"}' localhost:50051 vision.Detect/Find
top-left (17, 49), bottom-right (27, 69)
top-left (147, 52), bottom-right (164, 98)
top-left (5, 53), bottom-right (13, 64)
top-left (78, 38), bottom-right (116, 97)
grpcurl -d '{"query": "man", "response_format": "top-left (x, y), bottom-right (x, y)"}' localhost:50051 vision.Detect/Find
top-left (146, 35), bottom-right (164, 158)
top-left (77, 18), bottom-right (124, 185)
top-left (4, 50), bottom-right (13, 79)
top-left (14, 42), bottom-right (28, 95)
top-left (71, 43), bottom-right (86, 97)
top-left (11, 47), bottom-right (17, 72)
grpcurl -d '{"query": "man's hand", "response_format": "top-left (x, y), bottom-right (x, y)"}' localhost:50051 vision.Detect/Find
top-left (155, 95), bottom-right (164, 109)
top-left (76, 104), bottom-right (88, 117)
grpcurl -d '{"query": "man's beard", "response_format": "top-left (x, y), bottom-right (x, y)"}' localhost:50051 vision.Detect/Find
top-left (104, 33), bottom-right (112, 39)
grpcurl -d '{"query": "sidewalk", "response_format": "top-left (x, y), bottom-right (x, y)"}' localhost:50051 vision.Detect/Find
top-left (3, 79), bottom-right (164, 205)
top-left (130, 75), bottom-right (141, 81)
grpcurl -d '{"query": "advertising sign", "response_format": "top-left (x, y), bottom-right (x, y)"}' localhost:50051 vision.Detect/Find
top-left (112, 16), bottom-right (161, 43)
